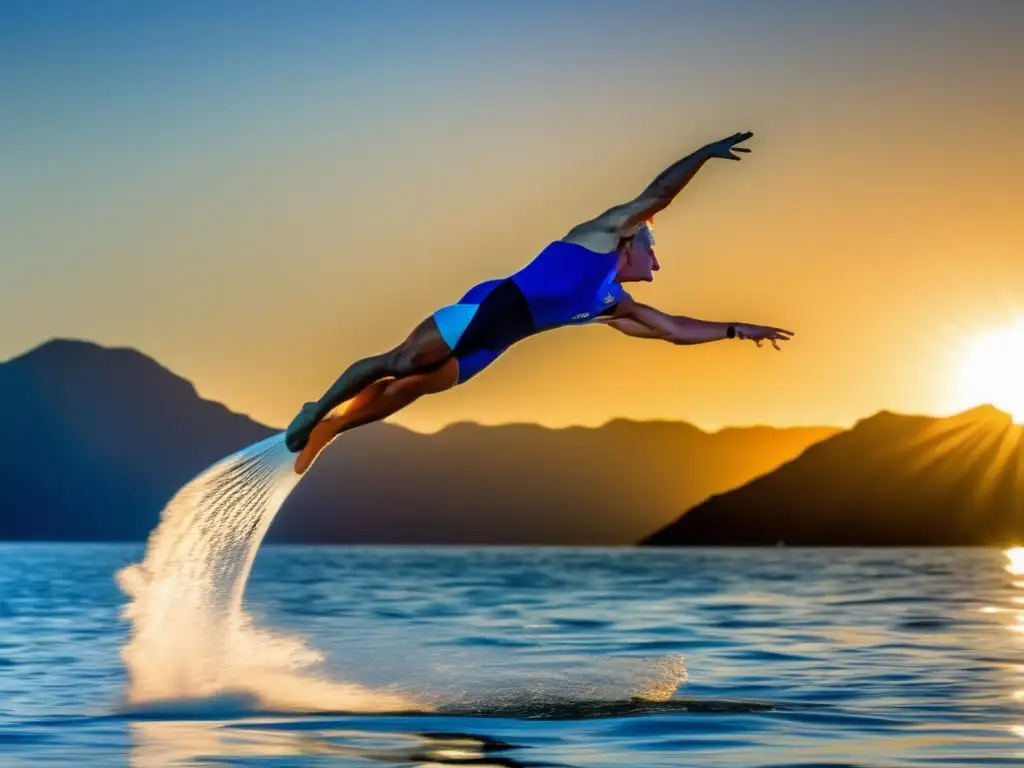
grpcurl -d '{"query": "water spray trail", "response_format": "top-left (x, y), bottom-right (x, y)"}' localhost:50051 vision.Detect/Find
top-left (115, 433), bottom-right (416, 713)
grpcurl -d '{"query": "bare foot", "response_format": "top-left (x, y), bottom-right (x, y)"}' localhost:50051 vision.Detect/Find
top-left (294, 416), bottom-right (344, 475)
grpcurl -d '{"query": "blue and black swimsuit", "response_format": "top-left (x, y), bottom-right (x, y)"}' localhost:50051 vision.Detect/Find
top-left (433, 241), bottom-right (627, 383)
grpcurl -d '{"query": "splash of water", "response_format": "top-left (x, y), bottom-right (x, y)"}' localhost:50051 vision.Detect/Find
top-left (419, 651), bottom-right (688, 714)
top-left (115, 432), bottom-right (687, 717)
top-left (115, 433), bottom-right (418, 713)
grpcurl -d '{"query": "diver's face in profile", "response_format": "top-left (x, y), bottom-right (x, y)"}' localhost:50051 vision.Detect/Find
top-left (619, 227), bottom-right (659, 283)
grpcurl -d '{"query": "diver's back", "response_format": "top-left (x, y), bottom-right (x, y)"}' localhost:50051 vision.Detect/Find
top-left (510, 241), bottom-right (622, 329)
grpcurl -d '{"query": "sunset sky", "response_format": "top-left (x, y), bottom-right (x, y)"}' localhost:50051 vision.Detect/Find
top-left (2, 1), bottom-right (1023, 433)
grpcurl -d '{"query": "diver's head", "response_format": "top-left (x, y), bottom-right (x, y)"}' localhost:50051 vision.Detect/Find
top-left (616, 219), bottom-right (659, 283)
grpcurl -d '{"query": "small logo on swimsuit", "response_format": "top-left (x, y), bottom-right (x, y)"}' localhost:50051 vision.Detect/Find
top-left (602, 293), bottom-right (615, 304)
top-left (571, 312), bottom-right (590, 321)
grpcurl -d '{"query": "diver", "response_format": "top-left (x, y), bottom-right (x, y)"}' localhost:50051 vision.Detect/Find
top-left (285, 131), bottom-right (793, 474)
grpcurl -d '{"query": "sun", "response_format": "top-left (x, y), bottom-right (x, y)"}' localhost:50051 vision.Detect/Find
top-left (956, 321), bottom-right (1024, 423)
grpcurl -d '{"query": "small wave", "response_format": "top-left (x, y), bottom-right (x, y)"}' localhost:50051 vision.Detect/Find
top-left (550, 618), bottom-right (614, 630)
top-left (437, 696), bottom-right (781, 720)
top-left (0, 730), bottom-right (53, 746)
top-left (895, 617), bottom-right (953, 631)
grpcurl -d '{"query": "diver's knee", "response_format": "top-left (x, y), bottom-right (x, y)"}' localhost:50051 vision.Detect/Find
top-left (390, 342), bottom-right (441, 376)
top-left (378, 344), bottom-right (407, 377)
top-left (387, 346), bottom-right (416, 376)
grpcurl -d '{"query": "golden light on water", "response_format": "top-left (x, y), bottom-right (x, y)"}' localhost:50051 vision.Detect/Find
top-left (1006, 550), bottom-right (1024, 635)
top-left (956, 322), bottom-right (1024, 423)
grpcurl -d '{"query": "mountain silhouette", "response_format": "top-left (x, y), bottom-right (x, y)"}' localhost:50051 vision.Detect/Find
top-left (641, 405), bottom-right (1024, 546)
top-left (0, 339), bottom-right (274, 540)
top-left (0, 339), bottom-right (835, 544)
top-left (275, 418), bottom-right (837, 545)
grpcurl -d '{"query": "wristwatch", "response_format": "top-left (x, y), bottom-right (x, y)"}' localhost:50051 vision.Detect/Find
top-left (727, 325), bottom-right (737, 339)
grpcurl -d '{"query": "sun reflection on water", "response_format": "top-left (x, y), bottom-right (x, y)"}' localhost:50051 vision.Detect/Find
top-left (1004, 549), bottom-right (1024, 718)
top-left (1007, 548), bottom-right (1024, 577)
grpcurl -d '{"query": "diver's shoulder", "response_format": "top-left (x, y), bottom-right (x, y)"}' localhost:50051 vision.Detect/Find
top-left (558, 224), bottom-right (619, 255)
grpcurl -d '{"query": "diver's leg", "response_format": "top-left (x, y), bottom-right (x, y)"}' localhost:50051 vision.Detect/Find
top-left (332, 358), bottom-right (460, 437)
top-left (285, 315), bottom-right (453, 452)
top-left (294, 358), bottom-right (459, 475)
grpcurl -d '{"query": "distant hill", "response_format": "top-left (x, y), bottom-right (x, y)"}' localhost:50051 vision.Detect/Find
top-left (0, 339), bottom-right (274, 540)
top-left (0, 339), bottom-right (837, 544)
top-left (641, 405), bottom-right (1024, 547)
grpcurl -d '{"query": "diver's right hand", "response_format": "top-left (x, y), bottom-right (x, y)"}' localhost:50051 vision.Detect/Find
top-left (285, 402), bottom-right (322, 452)
top-left (734, 323), bottom-right (794, 350)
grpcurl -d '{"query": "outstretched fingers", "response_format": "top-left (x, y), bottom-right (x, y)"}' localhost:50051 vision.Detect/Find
top-left (708, 131), bottom-right (755, 160)
top-left (742, 326), bottom-right (795, 351)
top-left (769, 328), bottom-right (794, 351)
top-left (727, 131), bottom-right (754, 159)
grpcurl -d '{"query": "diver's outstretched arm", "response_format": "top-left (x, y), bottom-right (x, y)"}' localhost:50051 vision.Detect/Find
top-left (565, 132), bottom-right (754, 251)
top-left (598, 296), bottom-right (793, 350)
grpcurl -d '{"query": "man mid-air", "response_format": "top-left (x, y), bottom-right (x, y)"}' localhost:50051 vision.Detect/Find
top-left (285, 131), bottom-right (793, 474)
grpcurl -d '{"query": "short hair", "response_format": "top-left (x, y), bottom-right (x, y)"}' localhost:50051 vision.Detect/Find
top-left (635, 218), bottom-right (655, 246)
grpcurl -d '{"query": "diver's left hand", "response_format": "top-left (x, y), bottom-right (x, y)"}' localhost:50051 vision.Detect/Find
top-left (704, 131), bottom-right (754, 161)
top-left (735, 323), bottom-right (794, 350)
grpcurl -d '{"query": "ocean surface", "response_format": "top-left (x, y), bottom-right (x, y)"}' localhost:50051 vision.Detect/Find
top-left (1, 544), bottom-right (1024, 767)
